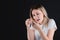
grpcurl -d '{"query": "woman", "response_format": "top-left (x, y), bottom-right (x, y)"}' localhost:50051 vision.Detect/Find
top-left (25, 4), bottom-right (57, 40)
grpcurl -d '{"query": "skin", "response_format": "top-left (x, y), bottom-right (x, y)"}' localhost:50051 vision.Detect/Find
top-left (25, 9), bottom-right (56, 40)
top-left (32, 9), bottom-right (44, 24)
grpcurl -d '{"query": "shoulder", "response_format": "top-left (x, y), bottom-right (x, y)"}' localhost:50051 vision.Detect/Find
top-left (48, 18), bottom-right (57, 30)
top-left (48, 19), bottom-right (56, 24)
top-left (49, 19), bottom-right (55, 22)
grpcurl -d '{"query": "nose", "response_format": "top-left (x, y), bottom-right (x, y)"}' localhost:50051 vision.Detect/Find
top-left (35, 15), bottom-right (39, 19)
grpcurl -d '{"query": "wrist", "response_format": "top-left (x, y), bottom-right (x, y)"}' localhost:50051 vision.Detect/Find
top-left (27, 26), bottom-right (30, 30)
top-left (38, 27), bottom-right (42, 31)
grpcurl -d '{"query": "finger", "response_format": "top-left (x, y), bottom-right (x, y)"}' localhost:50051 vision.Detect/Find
top-left (32, 19), bottom-right (37, 24)
top-left (25, 19), bottom-right (29, 25)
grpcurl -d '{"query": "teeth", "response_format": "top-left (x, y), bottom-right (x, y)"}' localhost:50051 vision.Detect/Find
top-left (37, 19), bottom-right (40, 21)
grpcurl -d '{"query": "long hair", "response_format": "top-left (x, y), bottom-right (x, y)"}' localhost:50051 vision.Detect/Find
top-left (29, 4), bottom-right (50, 26)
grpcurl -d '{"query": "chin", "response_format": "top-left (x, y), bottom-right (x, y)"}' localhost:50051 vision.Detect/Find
top-left (37, 21), bottom-right (42, 24)
top-left (37, 22), bottom-right (40, 24)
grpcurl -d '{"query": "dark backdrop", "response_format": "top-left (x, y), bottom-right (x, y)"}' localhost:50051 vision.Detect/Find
top-left (11, 0), bottom-right (60, 40)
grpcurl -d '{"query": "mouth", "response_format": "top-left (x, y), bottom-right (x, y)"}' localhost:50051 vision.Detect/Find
top-left (37, 19), bottom-right (40, 21)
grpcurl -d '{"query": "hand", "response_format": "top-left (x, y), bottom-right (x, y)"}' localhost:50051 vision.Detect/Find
top-left (25, 18), bottom-right (32, 29)
top-left (32, 19), bottom-right (42, 30)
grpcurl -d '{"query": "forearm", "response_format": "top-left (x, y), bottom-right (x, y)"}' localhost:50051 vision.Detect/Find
top-left (27, 28), bottom-right (35, 40)
top-left (27, 30), bottom-right (31, 40)
top-left (38, 28), bottom-right (49, 40)
top-left (26, 26), bottom-right (31, 40)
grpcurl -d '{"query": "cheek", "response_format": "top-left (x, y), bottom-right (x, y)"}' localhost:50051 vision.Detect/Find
top-left (32, 16), bottom-right (37, 22)
top-left (40, 14), bottom-right (44, 20)
top-left (33, 16), bottom-right (36, 20)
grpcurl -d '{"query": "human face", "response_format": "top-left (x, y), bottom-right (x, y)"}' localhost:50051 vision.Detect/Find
top-left (32, 9), bottom-right (44, 24)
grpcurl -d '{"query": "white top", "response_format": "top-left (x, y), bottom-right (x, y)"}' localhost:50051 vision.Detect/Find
top-left (30, 19), bottom-right (57, 40)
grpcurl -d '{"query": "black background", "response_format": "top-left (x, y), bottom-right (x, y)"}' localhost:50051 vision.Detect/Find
top-left (8, 0), bottom-right (60, 40)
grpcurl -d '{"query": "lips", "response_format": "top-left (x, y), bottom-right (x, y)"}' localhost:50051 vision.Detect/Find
top-left (37, 19), bottom-right (40, 21)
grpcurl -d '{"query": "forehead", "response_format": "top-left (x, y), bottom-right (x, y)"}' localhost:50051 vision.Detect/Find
top-left (32, 9), bottom-right (43, 14)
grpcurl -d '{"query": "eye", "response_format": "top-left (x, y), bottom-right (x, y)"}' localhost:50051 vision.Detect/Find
top-left (32, 14), bottom-right (35, 16)
top-left (37, 13), bottom-right (39, 15)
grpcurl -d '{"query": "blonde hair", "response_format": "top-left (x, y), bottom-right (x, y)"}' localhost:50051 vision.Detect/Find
top-left (29, 4), bottom-right (50, 26)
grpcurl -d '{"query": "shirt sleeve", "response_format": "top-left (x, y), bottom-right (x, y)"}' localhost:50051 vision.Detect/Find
top-left (48, 19), bottom-right (57, 30)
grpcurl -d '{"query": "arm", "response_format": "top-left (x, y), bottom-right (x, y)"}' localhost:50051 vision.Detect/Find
top-left (27, 28), bottom-right (35, 40)
top-left (25, 19), bottom-right (35, 40)
top-left (32, 19), bottom-right (56, 40)
top-left (38, 27), bottom-right (56, 40)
